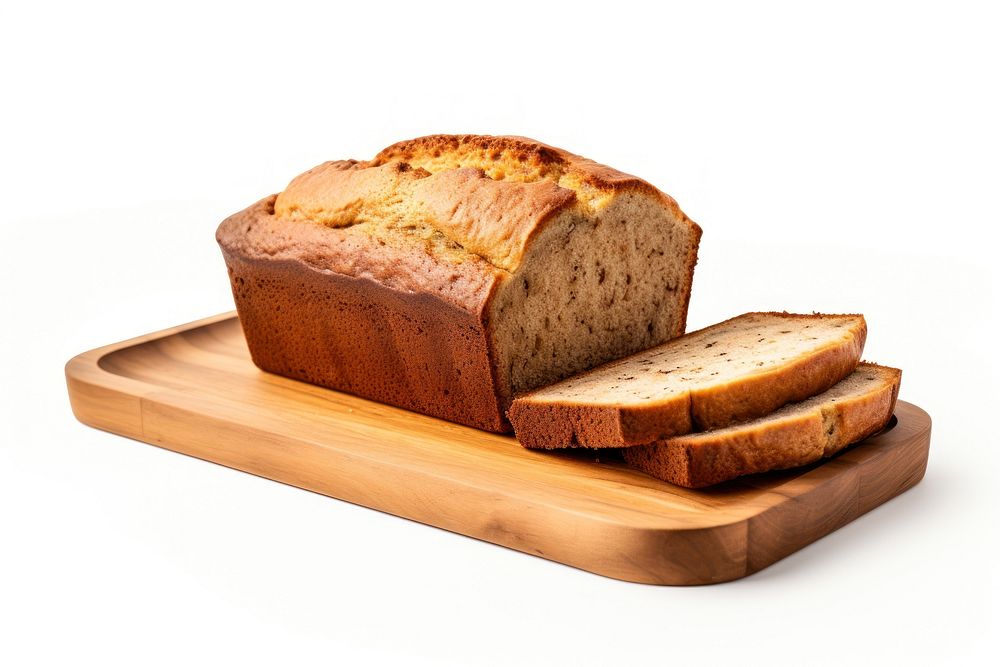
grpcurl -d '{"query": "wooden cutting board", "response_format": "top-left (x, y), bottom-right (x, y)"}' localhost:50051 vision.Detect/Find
top-left (66, 313), bottom-right (931, 585)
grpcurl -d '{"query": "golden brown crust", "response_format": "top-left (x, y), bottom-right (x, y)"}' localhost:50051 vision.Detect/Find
top-left (623, 413), bottom-right (824, 488)
top-left (408, 167), bottom-right (577, 271)
top-left (217, 196), bottom-right (504, 315)
top-left (374, 134), bottom-right (701, 270)
top-left (623, 363), bottom-right (901, 487)
top-left (508, 313), bottom-right (867, 448)
top-left (274, 159), bottom-right (579, 274)
top-left (372, 135), bottom-right (682, 197)
top-left (272, 135), bottom-right (701, 278)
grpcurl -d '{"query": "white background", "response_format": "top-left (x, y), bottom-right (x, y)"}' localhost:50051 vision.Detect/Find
top-left (2, 1), bottom-right (997, 664)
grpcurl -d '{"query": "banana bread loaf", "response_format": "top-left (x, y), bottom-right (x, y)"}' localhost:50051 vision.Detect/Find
top-left (216, 135), bottom-right (701, 431)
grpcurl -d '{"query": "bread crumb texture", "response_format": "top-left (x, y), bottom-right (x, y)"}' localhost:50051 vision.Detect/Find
top-left (521, 313), bottom-right (864, 405)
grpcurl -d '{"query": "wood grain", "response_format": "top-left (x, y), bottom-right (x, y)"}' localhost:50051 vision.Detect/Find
top-left (65, 314), bottom-right (931, 585)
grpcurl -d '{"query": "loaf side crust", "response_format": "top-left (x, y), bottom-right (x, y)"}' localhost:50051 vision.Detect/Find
top-left (220, 245), bottom-right (507, 431)
top-left (217, 196), bottom-right (505, 316)
top-left (623, 363), bottom-right (901, 487)
top-left (508, 313), bottom-right (867, 448)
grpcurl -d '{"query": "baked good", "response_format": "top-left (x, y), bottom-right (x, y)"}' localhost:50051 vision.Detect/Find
top-left (217, 135), bottom-right (701, 432)
top-left (622, 363), bottom-right (901, 487)
top-left (507, 312), bottom-right (866, 448)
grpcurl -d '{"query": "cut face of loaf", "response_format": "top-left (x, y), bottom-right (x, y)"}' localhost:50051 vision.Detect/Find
top-left (623, 363), bottom-right (901, 488)
top-left (485, 188), bottom-right (699, 400)
top-left (217, 135), bottom-right (701, 431)
top-left (508, 312), bottom-right (867, 448)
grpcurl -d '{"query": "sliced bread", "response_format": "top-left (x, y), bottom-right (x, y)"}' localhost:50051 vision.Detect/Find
top-left (508, 312), bottom-right (866, 448)
top-left (622, 363), bottom-right (901, 487)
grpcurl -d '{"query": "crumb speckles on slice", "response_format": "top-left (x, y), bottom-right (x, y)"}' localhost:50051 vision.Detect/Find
top-left (522, 313), bottom-right (865, 406)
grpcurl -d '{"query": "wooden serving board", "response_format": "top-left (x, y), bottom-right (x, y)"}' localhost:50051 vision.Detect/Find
top-left (66, 313), bottom-right (931, 585)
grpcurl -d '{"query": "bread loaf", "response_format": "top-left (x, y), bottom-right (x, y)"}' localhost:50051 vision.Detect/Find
top-left (217, 135), bottom-right (701, 431)
top-left (622, 363), bottom-right (901, 487)
top-left (508, 312), bottom-right (866, 448)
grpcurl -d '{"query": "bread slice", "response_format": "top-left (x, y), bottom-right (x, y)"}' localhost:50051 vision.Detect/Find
top-left (622, 363), bottom-right (901, 487)
top-left (508, 312), bottom-right (866, 448)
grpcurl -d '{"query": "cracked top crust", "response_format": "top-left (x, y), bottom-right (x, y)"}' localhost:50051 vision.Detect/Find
top-left (217, 134), bottom-right (693, 315)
